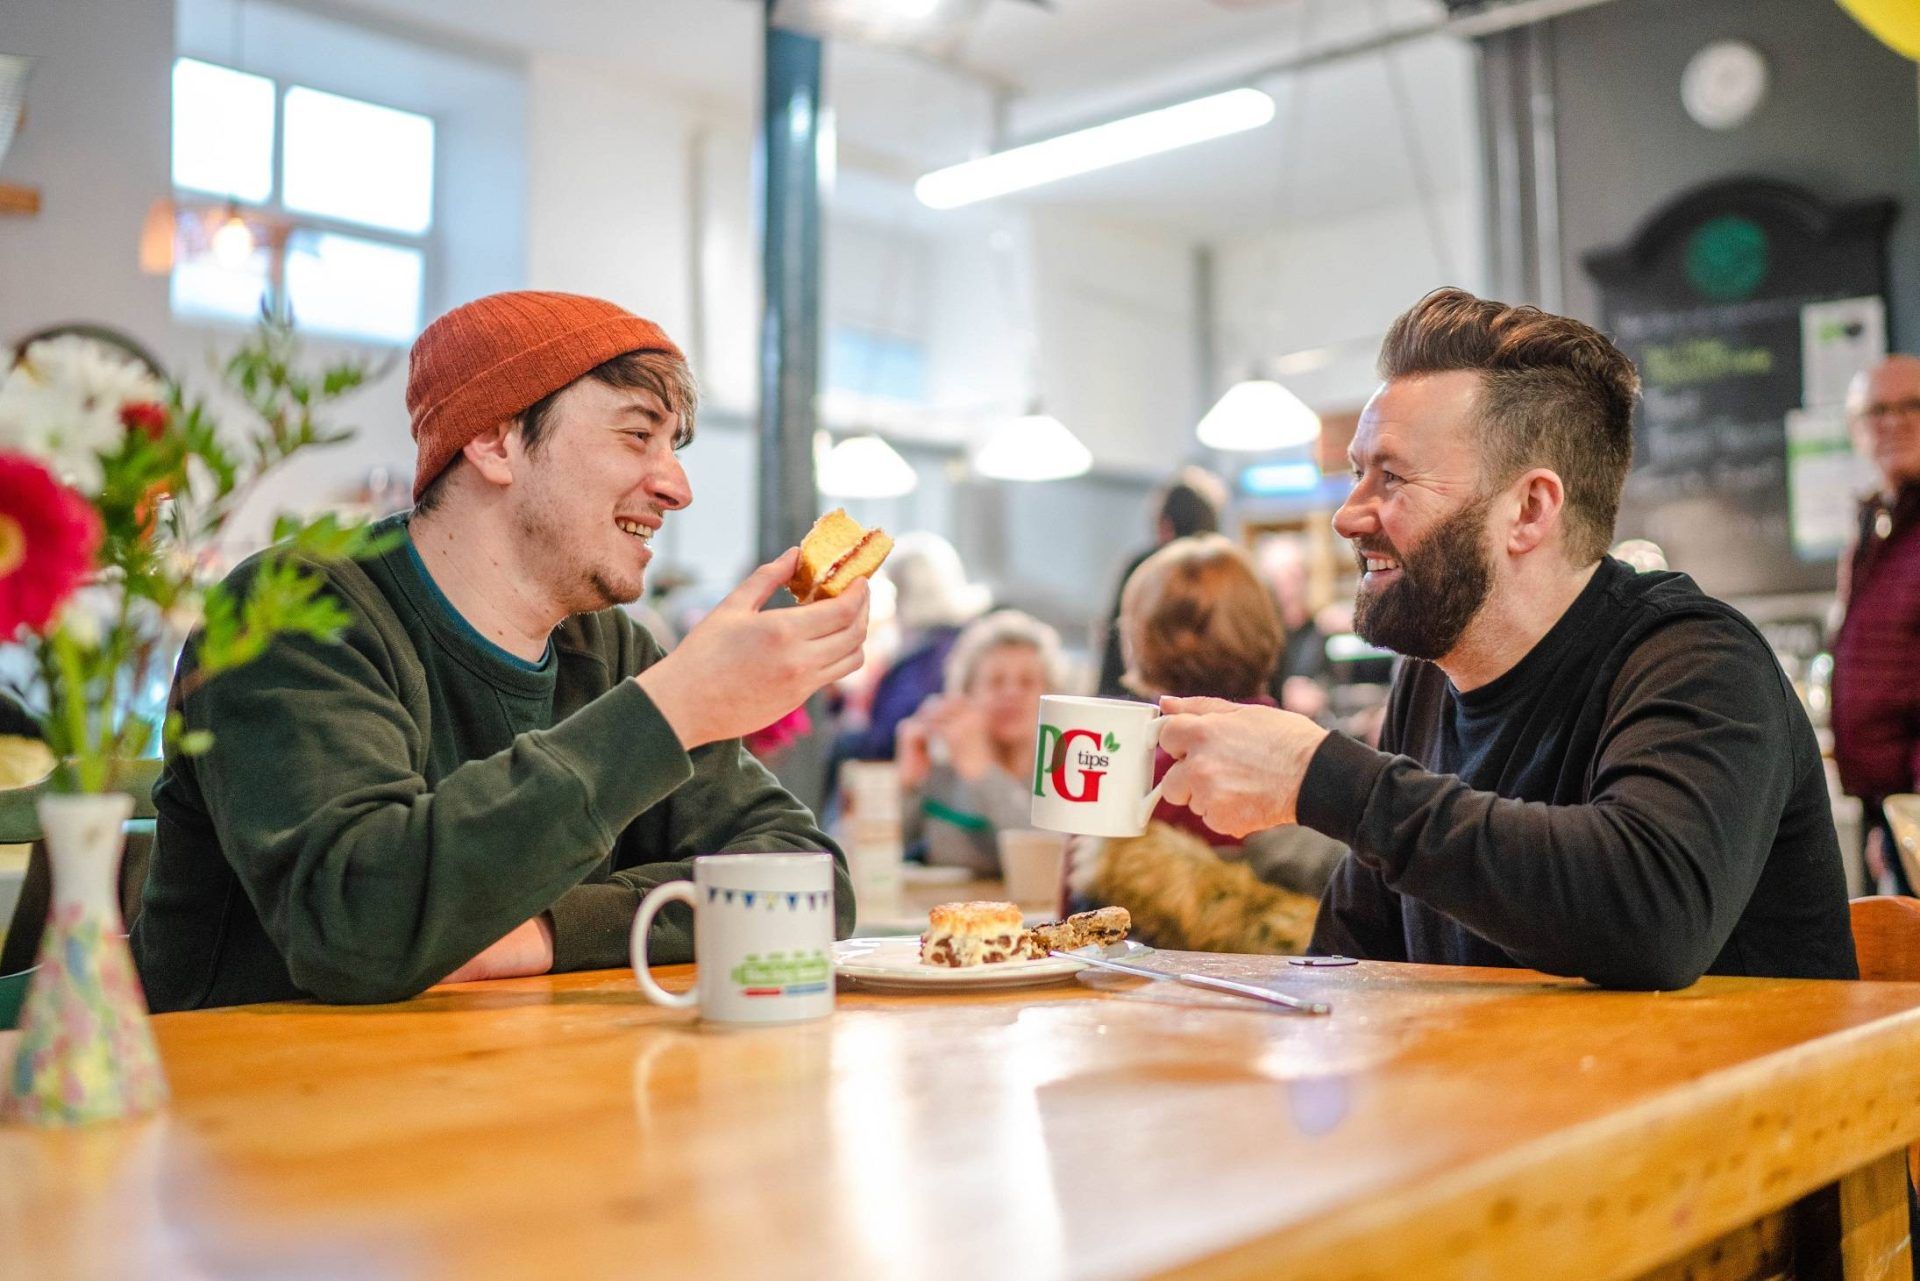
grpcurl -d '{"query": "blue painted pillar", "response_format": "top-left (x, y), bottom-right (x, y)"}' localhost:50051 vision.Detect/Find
top-left (756, 4), bottom-right (824, 562)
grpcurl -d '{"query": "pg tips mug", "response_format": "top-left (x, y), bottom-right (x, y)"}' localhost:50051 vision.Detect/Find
top-left (1030, 695), bottom-right (1165, 838)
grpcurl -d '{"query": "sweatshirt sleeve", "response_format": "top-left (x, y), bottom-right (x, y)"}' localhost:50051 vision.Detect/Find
top-left (545, 733), bottom-right (853, 973)
top-left (182, 617), bottom-right (695, 1005)
top-left (1307, 852), bottom-right (1408, 961)
top-left (539, 617), bottom-right (851, 972)
top-left (1295, 615), bottom-right (1804, 990)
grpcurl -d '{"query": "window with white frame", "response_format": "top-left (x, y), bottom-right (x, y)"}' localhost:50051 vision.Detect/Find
top-left (169, 57), bottom-right (434, 345)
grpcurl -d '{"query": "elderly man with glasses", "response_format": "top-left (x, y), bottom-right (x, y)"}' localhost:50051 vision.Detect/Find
top-left (1834, 354), bottom-right (1920, 892)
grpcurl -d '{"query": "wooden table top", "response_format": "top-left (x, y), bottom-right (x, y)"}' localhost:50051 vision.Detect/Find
top-left (7, 955), bottom-right (1920, 1281)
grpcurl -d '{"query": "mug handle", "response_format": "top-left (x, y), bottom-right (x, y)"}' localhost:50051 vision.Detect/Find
top-left (631, 881), bottom-right (700, 1009)
top-left (1136, 714), bottom-right (1168, 831)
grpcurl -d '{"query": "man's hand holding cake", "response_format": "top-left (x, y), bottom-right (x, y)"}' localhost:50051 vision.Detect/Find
top-left (637, 510), bottom-right (890, 751)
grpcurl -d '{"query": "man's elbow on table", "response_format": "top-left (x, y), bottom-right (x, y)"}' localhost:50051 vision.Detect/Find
top-left (286, 944), bottom-right (444, 1006)
top-left (1547, 920), bottom-right (1716, 992)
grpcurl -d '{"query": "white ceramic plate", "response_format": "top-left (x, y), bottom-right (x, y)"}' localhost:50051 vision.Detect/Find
top-left (831, 937), bottom-right (1152, 993)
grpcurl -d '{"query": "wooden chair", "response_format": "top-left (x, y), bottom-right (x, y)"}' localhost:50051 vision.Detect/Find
top-left (1851, 894), bottom-right (1920, 981)
top-left (1849, 895), bottom-right (1920, 1194)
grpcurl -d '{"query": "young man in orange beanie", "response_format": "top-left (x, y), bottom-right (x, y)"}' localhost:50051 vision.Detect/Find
top-left (132, 291), bottom-right (869, 1010)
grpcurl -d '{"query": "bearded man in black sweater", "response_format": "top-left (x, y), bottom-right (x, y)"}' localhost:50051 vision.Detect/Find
top-left (1159, 289), bottom-right (1857, 989)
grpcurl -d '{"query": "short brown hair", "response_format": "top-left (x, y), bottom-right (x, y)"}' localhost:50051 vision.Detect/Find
top-left (1378, 287), bottom-right (1640, 563)
top-left (1121, 534), bottom-right (1282, 701)
top-left (414, 348), bottom-right (697, 514)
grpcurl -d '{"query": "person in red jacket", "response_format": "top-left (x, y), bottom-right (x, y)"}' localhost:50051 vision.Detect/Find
top-left (1833, 354), bottom-right (1920, 893)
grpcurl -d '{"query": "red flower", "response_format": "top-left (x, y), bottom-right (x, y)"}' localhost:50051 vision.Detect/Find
top-left (119, 401), bottom-right (168, 441)
top-left (0, 452), bottom-right (102, 636)
top-left (745, 704), bottom-right (813, 757)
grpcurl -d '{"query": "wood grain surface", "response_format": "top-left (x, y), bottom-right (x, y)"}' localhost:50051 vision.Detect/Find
top-left (5, 955), bottom-right (1920, 1280)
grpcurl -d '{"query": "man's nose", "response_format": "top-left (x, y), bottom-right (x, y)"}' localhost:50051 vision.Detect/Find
top-left (652, 452), bottom-right (692, 511)
top-left (1333, 488), bottom-right (1373, 540)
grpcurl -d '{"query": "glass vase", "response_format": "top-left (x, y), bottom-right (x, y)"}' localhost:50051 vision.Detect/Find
top-left (1, 792), bottom-right (167, 1125)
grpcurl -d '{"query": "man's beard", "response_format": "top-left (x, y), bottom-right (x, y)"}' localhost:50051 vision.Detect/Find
top-left (1351, 493), bottom-right (1495, 661)
top-left (512, 503), bottom-right (645, 615)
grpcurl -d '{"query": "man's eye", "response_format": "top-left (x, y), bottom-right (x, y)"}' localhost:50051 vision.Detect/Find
top-left (627, 430), bottom-right (654, 444)
top-left (1381, 470), bottom-right (1401, 486)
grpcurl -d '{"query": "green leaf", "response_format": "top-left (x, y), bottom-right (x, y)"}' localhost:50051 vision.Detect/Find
top-left (1104, 732), bottom-right (1120, 752)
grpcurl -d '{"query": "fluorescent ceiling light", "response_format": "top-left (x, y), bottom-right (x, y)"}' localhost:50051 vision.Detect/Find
top-left (915, 87), bottom-right (1275, 210)
top-left (1197, 378), bottom-right (1321, 452)
top-left (973, 413), bottom-right (1092, 482)
top-left (818, 433), bottom-right (919, 499)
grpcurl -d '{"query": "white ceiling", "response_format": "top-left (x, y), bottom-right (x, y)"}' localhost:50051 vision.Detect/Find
top-left (295, 0), bottom-right (1478, 238)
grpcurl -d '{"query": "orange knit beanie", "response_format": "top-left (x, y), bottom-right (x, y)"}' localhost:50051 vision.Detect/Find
top-left (406, 291), bottom-right (684, 500)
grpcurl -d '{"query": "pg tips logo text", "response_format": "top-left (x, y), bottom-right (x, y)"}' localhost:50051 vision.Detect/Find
top-left (1034, 724), bottom-right (1123, 803)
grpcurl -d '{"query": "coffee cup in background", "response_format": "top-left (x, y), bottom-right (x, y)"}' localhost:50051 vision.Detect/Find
top-left (997, 828), bottom-right (1067, 909)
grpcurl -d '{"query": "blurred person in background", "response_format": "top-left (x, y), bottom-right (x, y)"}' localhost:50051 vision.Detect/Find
top-left (1255, 533), bottom-right (1333, 720)
top-left (1094, 466), bottom-right (1228, 698)
top-left (1832, 353), bottom-right (1920, 893)
top-left (896, 611), bottom-right (1064, 874)
top-left (1067, 534), bottom-right (1342, 953)
top-left (832, 532), bottom-right (989, 767)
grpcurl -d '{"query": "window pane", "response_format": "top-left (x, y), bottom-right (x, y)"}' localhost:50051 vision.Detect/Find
top-left (170, 243), bottom-right (270, 325)
top-left (282, 87), bottom-right (435, 235)
top-left (171, 58), bottom-right (275, 202)
top-left (286, 230), bottom-right (423, 344)
top-left (826, 327), bottom-right (928, 403)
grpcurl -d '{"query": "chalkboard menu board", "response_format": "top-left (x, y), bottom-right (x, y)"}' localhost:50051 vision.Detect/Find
top-left (1584, 178), bottom-right (1894, 597)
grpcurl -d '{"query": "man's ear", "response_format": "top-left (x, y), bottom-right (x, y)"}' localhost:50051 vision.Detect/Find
top-left (460, 420), bottom-right (519, 489)
top-left (1506, 467), bottom-right (1566, 556)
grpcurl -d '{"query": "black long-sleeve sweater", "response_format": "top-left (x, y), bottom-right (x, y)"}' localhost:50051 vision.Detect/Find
top-left (1303, 557), bottom-right (1857, 990)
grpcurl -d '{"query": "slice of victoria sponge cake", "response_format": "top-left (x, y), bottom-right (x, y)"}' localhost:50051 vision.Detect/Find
top-left (790, 508), bottom-right (893, 603)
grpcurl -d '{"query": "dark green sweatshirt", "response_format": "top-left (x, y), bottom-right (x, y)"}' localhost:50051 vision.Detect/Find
top-left (130, 514), bottom-right (851, 1011)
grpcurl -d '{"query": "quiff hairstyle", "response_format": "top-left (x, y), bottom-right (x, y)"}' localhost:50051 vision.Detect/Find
top-left (1121, 534), bottom-right (1282, 701)
top-left (1378, 288), bottom-right (1640, 563)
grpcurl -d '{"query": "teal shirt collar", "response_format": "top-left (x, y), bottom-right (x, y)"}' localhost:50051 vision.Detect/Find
top-left (399, 520), bottom-right (555, 677)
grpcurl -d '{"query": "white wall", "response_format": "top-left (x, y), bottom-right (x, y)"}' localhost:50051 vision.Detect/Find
top-left (1030, 209), bottom-right (1200, 477)
top-left (526, 55), bottom-right (699, 346)
top-left (0, 0), bottom-right (175, 353)
top-left (0, 0), bottom-right (530, 549)
top-left (1205, 32), bottom-right (1486, 416)
top-left (1210, 190), bottom-right (1487, 413)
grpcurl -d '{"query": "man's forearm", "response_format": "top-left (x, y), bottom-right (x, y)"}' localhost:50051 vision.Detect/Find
top-left (440, 915), bottom-right (555, 985)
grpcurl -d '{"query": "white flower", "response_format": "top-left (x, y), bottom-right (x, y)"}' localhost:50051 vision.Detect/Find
top-left (0, 335), bottom-right (165, 495)
top-left (55, 591), bottom-right (107, 648)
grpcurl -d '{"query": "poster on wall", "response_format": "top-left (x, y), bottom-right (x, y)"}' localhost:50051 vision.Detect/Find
top-left (1584, 178), bottom-right (1895, 598)
top-left (1800, 295), bottom-right (1887, 410)
top-left (1787, 406), bottom-right (1879, 558)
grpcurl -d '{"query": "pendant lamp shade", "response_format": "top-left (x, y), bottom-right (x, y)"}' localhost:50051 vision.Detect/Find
top-left (1196, 378), bottom-right (1321, 452)
top-left (973, 412), bottom-right (1093, 482)
top-left (818, 433), bottom-right (918, 499)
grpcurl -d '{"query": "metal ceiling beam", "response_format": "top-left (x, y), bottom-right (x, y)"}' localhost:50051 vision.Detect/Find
top-left (1000, 0), bottom-right (1624, 148)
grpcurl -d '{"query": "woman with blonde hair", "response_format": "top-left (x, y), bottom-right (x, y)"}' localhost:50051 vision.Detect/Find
top-left (896, 610), bottom-right (1066, 874)
top-left (1071, 534), bottom-right (1343, 952)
